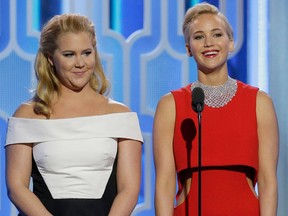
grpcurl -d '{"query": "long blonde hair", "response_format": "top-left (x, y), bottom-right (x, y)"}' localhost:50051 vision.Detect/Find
top-left (33, 14), bottom-right (110, 118)
top-left (182, 2), bottom-right (234, 44)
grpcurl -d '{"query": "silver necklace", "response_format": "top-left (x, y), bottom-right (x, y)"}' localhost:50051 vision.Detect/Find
top-left (191, 76), bottom-right (237, 108)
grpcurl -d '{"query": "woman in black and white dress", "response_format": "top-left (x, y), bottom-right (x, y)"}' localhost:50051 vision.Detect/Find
top-left (5, 14), bottom-right (143, 216)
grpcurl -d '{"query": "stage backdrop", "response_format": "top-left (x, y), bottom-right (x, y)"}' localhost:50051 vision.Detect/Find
top-left (0, 0), bottom-right (287, 215)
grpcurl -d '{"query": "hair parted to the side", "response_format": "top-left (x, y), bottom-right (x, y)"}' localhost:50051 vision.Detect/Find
top-left (182, 2), bottom-right (234, 44)
top-left (33, 14), bottom-right (110, 119)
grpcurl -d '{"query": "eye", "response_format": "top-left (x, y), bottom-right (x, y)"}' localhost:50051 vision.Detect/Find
top-left (83, 50), bottom-right (92, 56)
top-left (194, 35), bottom-right (204, 40)
top-left (62, 52), bottom-right (74, 58)
top-left (213, 33), bottom-right (223, 38)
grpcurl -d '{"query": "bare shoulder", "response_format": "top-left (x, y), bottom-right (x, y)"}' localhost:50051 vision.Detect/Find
top-left (155, 92), bottom-right (175, 113)
top-left (256, 90), bottom-right (275, 110)
top-left (154, 92), bottom-right (176, 126)
top-left (12, 101), bottom-right (38, 118)
top-left (256, 90), bottom-right (277, 122)
top-left (257, 90), bottom-right (273, 101)
top-left (107, 98), bottom-right (131, 113)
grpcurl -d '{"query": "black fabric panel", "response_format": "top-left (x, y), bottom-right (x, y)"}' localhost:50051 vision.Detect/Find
top-left (18, 154), bottom-right (118, 216)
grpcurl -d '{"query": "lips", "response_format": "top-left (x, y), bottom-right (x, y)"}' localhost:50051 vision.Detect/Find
top-left (73, 71), bottom-right (86, 74)
top-left (202, 50), bottom-right (219, 57)
top-left (73, 71), bottom-right (86, 77)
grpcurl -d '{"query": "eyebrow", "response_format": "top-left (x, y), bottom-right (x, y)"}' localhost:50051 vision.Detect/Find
top-left (59, 47), bottom-right (93, 53)
top-left (193, 28), bottom-right (223, 35)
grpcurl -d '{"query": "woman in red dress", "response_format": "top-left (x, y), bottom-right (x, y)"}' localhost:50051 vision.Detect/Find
top-left (153, 2), bottom-right (279, 216)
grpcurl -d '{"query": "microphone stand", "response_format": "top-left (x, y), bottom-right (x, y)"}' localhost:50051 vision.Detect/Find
top-left (197, 104), bottom-right (202, 216)
top-left (191, 86), bottom-right (204, 216)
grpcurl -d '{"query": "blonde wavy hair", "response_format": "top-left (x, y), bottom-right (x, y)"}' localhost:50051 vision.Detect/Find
top-left (182, 2), bottom-right (234, 44)
top-left (33, 14), bottom-right (110, 118)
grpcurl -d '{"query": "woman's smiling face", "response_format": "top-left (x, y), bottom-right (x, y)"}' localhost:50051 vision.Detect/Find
top-left (48, 31), bottom-right (96, 92)
top-left (186, 13), bottom-right (234, 73)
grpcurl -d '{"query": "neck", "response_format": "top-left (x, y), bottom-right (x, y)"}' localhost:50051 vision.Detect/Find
top-left (197, 63), bottom-right (229, 85)
top-left (61, 84), bottom-right (94, 97)
top-left (197, 72), bottom-right (229, 86)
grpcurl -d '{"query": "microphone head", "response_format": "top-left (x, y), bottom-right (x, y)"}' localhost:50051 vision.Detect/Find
top-left (192, 87), bottom-right (205, 113)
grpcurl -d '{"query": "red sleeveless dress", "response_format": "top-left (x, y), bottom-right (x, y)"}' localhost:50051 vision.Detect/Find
top-left (171, 81), bottom-right (260, 216)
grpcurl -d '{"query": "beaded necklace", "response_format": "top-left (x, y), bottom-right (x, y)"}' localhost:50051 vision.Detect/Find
top-left (191, 76), bottom-right (237, 108)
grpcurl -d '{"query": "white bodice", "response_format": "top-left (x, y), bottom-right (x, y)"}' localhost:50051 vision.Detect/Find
top-left (5, 112), bottom-right (143, 199)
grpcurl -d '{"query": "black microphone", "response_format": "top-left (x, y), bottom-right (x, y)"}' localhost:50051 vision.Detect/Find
top-left (191, 86), bottom-right (205, 216)
top-left (192, 87), bottom-right (205, 113)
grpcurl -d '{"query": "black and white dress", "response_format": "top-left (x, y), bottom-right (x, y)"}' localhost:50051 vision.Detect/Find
top-left (5, 112), bottom-right (143, 216)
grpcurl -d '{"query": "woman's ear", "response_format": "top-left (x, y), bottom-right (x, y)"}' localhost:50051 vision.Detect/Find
top-left (185, 45), bottom-right (193, 57)
top-left (47, 56), bottom-right (54, 66)
top-left (228, 39), bottom-right (234, 52)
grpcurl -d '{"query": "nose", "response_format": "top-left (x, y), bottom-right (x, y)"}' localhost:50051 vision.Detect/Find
top-left (204, 36), bottom-right (213, 47)
top-left (75, 55), bottom-right (85, 68)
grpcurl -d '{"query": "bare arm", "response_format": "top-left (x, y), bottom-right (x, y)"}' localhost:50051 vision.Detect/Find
top-left (153, 93), bottom-right (176, 216)
top-left (103, 101), bottom-right (142, 215)
top-left (5, 104), bottom-right (53, 216)
top-left (256, 91), bottom-right (279, 216)
top-left (6, 144), bottom-right (53, 216)
top-left (108, 138), bottom-right (142, 216)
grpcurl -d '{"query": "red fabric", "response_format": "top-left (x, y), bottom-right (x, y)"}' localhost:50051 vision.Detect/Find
top-left (171, 81), bottom-right (259, 215)
top-left (173, 170), bottom-right (259, 216)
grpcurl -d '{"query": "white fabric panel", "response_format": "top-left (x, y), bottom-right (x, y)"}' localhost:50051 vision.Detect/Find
top-left (5, 112), bottom-right (143, 199)
top-left (6, 112), bottom-right (143, 145)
